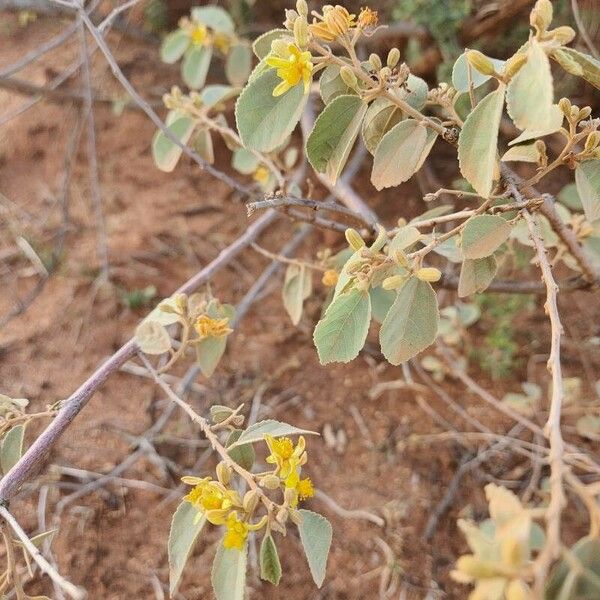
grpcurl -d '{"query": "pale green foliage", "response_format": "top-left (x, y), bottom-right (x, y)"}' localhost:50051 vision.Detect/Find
top-left (380, 277), bottom-right (439, 365)
top-left (461, 215), bottom-right (512, 260)
top-left (575, 160), bottom-right (600, 224)
top-left (282, 264), bottom-right (312, 325)
top-left (260, 535), bottom-right (282, 585)
top-left (458, 256), bottom-right (498, 297)
top-left (211, 543), bottom-right (247, 600)
top-left (307, 95), bottom-right (367, 183)
top-left (361, 97), bottom-right (403, 154)
top-left (227, 420), bottom-right (318, 448)
top-left (195, 302), bottom-right (236, 377)
top-left (1, 424), bottom-right (25, 474)
top-left (152, 115), bottom-right (195, 173)
top-left (501, 142), bottom-right (542, 164)
top-left (168, 502), bottom-right (206, 595)
top-left (458, 86), bottom-right (505, 197)
top-left (452, 51), bottom-right (505, 93)
top-left (134, 319), bottom-right (172, 355)
top-left (297, 509), bottom-right (333, 588)
top-left (552, 47), bottom-right (600, 90)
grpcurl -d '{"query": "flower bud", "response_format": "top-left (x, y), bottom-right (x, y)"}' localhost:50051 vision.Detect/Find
top-left (321, 269), bottom-right (339, 287)
top-left (284, 9), bottom-right (299, 30)
top-left (466, 50), bottom-right (496, 76)
top-left (387, 47), bottom-right (401, 68)
top-left (340, 66), bottom-right (358, 89)
top-left (506, 579), bottom-right (530, 600)
top-left (295, 0), bottom-right (308, 17)
top-left (456, 555), bottom-right (499, 578)
top-left (382, 275), bottom-right (406, 290)
top-left (394, 250), bottom-right (409, 267)
top-left (210, 404), bottom-right (234, 424)
top-left (501, 537), bottom-right (525, 568)
top-left (345, 228), bottom-right (366, 251)
top-left (550, 25), bottom-right (576, 45)
top-left (379, 66), bottom-right (392, 81)
top-left (416, 267), bottom-right (442, 283)
top-left (558, 97), bottom-right (572, 116)
top-left (294, 16), bottom-right (309, 47)
top-left (243, 489), bottom-right (260, 514)
top-left (504, 53), bottom-right (528, 79)
top-left (368, 53), bottom-right (382, 71)
top-left (260, 474), bottom-right (282, 489)
top-left (276, 506), bottom-right (289, 525)
top-left (216, 461), bottom-right (231, 486)
top-left (530, 0), bottom-right (553, 32)
top-left (578, 106), bottom-right (592, 121)
top-left (289, 508), bottom-right (303, 525)
top-left (585, 131), bottom-right (600, 152)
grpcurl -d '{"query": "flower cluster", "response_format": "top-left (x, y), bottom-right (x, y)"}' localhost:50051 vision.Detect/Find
top-left (178, 16), bottom-right (233, 54)
top-left (194, 314), bottom-right (233, 339)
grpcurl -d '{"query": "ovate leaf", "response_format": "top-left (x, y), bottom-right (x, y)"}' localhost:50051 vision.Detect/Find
top-left (458, 256), bottom-right (497, 297)
top-left (458, 86), bottom-right (505, 198)
top-left (452, 51), bottom-right (505, 93)
top-left (371, 119), bottom-right (427, 190)
top-left (252, 29), bottom-right (291, 60)
top-left (398, 74), bottom-right (429, 111)
top-left (306, 95), bottom-right (367, 183)
top-left (575, 160), bottom-right (600, 224)
top-left (232, 147), bottom-right (260, 174)
top-left (297, 510), bottom-right (332, 588)
top-left (226, 44), bottom-right (252, 87)
top-left (152, 116), bottom-right (196, 172)
top-left (1, 425), bottom-right (25, 474)
top-left (226, 429), bottom-right (256, 471)
top-left (462, 215), bottom-right (512, 259)
top-left (135, 320), bottom-right (172, 355)
top-left (313, 289), bottom-right (371, 364)
top-left (160, 29), bottom-right (190, 64)
top-left (552, 47), bottom-right (600, 90)
top-left (182, 45), bottom-right (212, 89)
top-left (379, 277), bottom-right (439, 365)
top-left (194, 128), bottom-right (214, 164)
top-left (236, 69), bottom-right (307, 152)
top-left (228, 420), bottom-right (318, 449)
top-left (168, 501), bottom-right (206, 596)
top-left (195, 303), bottom-right (235, 378)
top-left (201, 84), bottom-right (239, 110)
top-left (191, 6), bottom-right (235, 34)
top-left (361, 97), bottom-right (403, 155)
top-left (501, 142), bottom-right (541, 163)
top-left (260, 535), bottom-right (282, 585)
top-left (507, 40), bottom-right (560, 132)
top-left (282, 264), bottom-right (312, 326)
top-left (370, 286), bottom-right (395, 324)
top-left (211, 543), bottom-right (247, 600)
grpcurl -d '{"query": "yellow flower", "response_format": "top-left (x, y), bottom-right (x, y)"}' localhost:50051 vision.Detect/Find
top-left (252, 166), bottom-right (270, 185)
top-left (321, 269), bottom-right (339, 287)
top-left (266, 43), bottom-right (313, 97)
top-left (357, 7), bottom-right (378, 29)
top-left (183, 477), bottom-right (241, 525)
top-left (297, 477), bottom-right (315, 500)
top-left (309, 5), bottom-right (356, 42)
top-left (264, 434), bottom-right (306, 479)
top-left (223, 512), bottom-right (249, 550)
top-left (194, 315), bottom-right (233, 339)
top-left (189, 22), bottom-right (209, 46)
top-left (284, 471), bottom-right (315, 508)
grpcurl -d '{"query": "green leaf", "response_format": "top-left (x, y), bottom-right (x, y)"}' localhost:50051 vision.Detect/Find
top-left (226, 429), bottom-right (256, 471)
top-left (1, 425), bottom-right (25, 474)
top-left (501, 142), bottom-right (541, 163)
top-left (458, 86), bottom-right (505, 198)
top-left (152, 116), bottom-right (196, 172)
top-left (388, 225), bottom-right (421, 254)
top-left (575, 160), bottom-right (600, 224)
top-left (552, 47), bottom-right (600, 90)
top-left (193, 128), bottom-right (214, 164)
top-left (168, 501), bottom-right (206, 596)
top-left (371, 119), bottom-right (427, 190)
top-left (507, 40), bottom-right (561, 132)
top-left (379, 277), bottom-right (439, 365)
top-left (370, 286), bottom-right (395, 324)
top-left (297, 510), bottom-right (332, 588)
top-left (319, 64), bottom-right (357, 104)
top-left (458, 256), bottom-right (497, 297)
top-left (160, 29), bottom-right (190, 64)
top-left (507, 108), bottom-right (564, 146)
top-left (260, 535), bottom-right (282, 585)
top-left (182, 45), bottom-right (213, 89)
top-left (195, 303), bottom-right (235, 378)
top-left (226, 44), bottom-right (252, 87)
top-left (452, 51), bottom-right (505, 93)
top-left (211, 542), bottom-right (247, 600)
top-left (545, 537), bottom-right (600, 600)
top-left (236, 69), bottom-right (307, 152)
top-left (558, 183), bottom-right (583, 211)
top-left (306, 95), bottom-right (367, 183)
top-left (462, 214), bottom-right (512, 259)
top-left (313, 289), bottom-right (371, 364)
top-left (282, 264), bottom-right (312, 326)
top-left (361, 97), bottom-right (402, 155)
top-left (201, 84), bottom-right (239, 110)
top-left (191, 6), bottom-right (235, 34)
top-left (135, 320), bottom-right (172, 355)
top-left (397, 74), bottom-right (429, 111)
top-left (228, 420), bottom-right (318, 449)
top-left (232, 148), bottom-right (260, 174)
top-left (252, 29), bottom-right (291, 59)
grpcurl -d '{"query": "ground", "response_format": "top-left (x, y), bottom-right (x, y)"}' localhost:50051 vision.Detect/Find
top-left (0, 6), bottom-right (599, 600)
